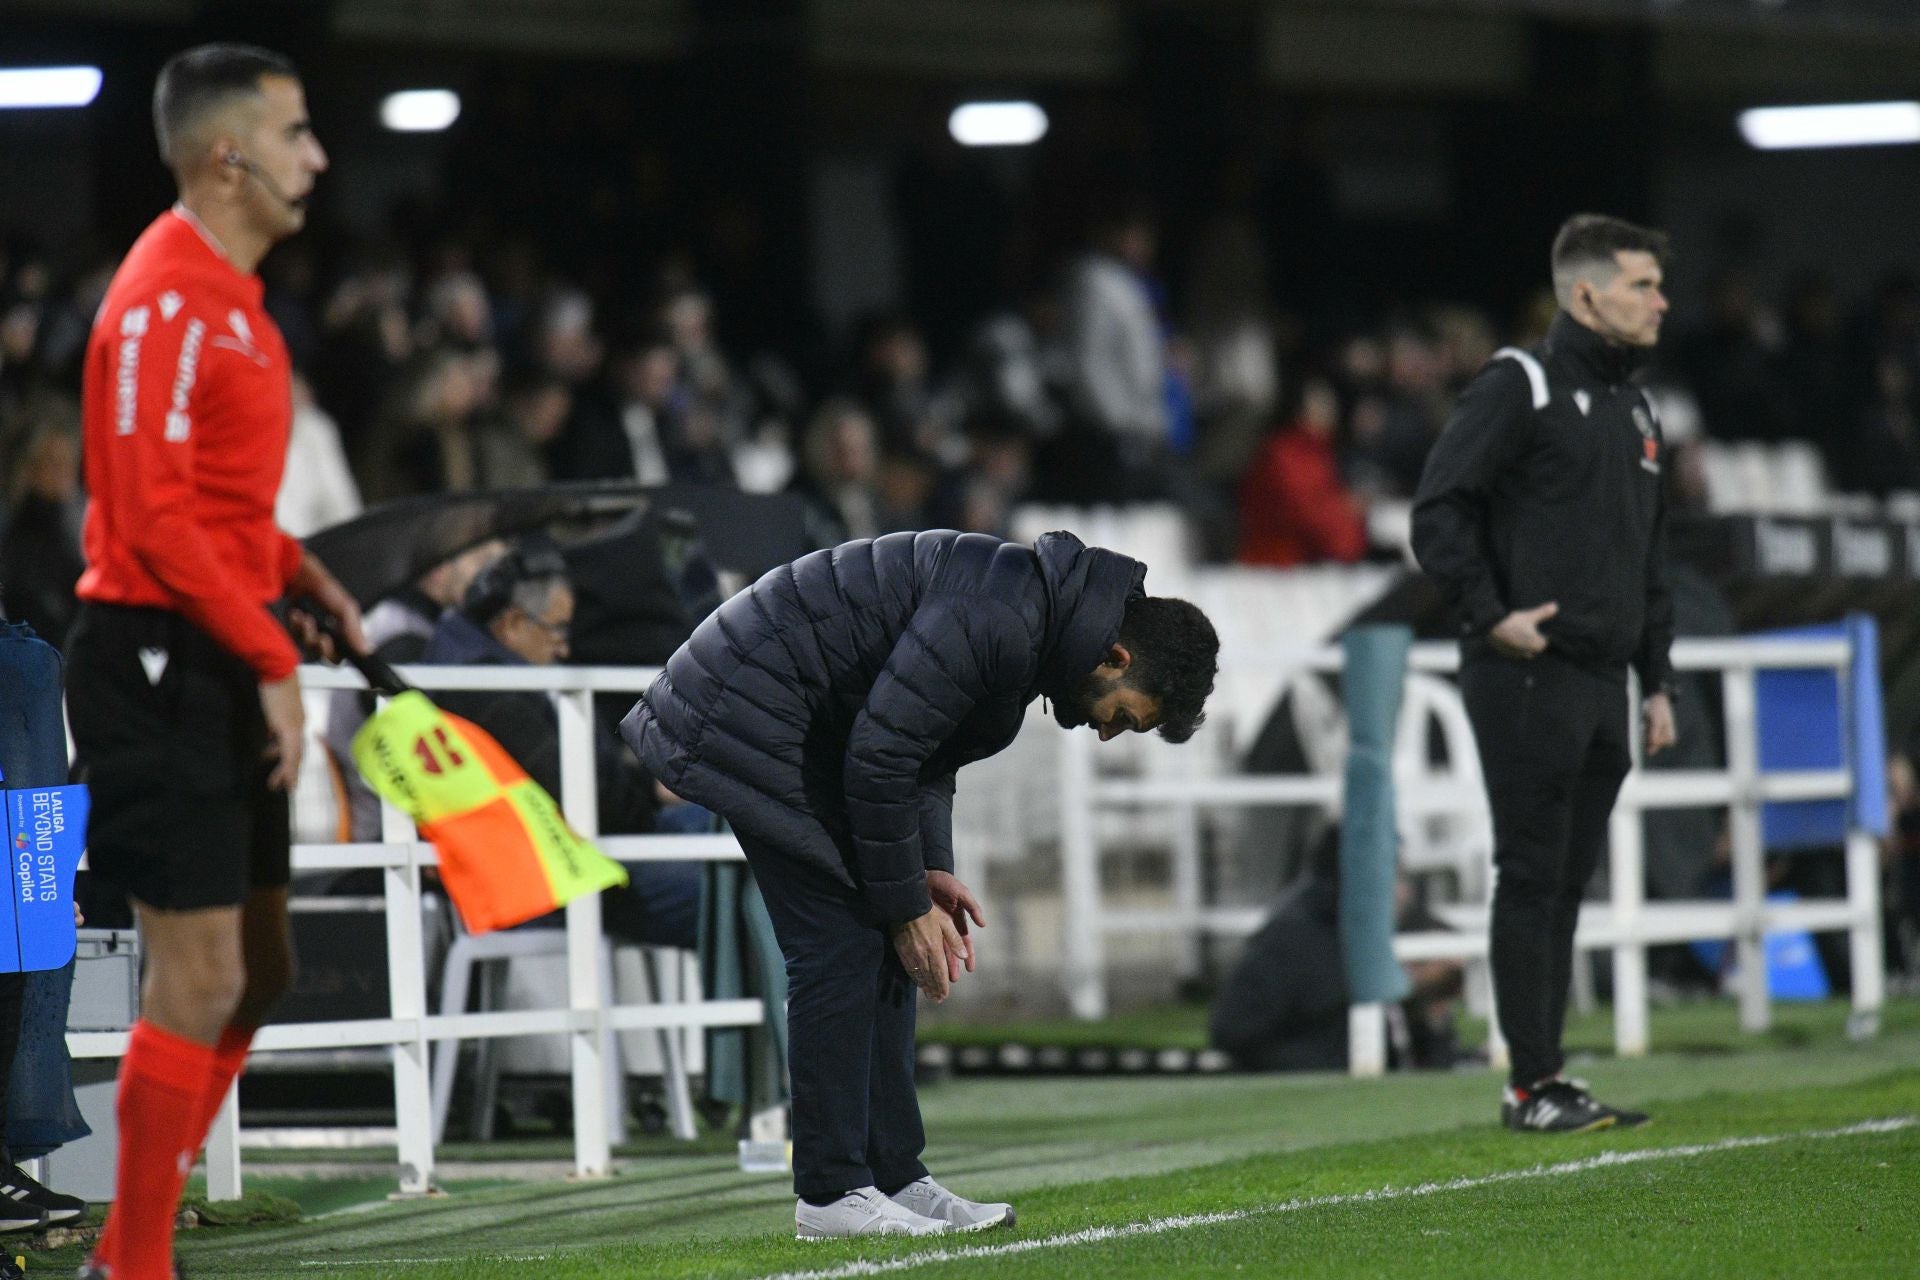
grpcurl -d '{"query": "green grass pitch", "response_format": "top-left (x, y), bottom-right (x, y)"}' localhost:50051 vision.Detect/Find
top-left (38, 997), bottom-right (1920, 1278)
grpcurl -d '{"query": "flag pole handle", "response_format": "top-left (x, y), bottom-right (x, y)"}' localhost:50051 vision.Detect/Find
top-left (293, 600), bottom-right (412, 696)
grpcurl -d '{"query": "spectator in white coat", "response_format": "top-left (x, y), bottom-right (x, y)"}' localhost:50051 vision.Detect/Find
top-left (276, 371), bottom-right (363, 537)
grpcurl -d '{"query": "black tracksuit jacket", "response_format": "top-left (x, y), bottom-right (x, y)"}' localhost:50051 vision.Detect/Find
top-left (1411, 312), bottom-right (1676, 695)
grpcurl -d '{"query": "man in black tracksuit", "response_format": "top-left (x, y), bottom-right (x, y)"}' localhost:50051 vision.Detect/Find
top-left (1413, 214), bottom-right (1677, 1133)
top-left (622, 529), bottom-right (1217, 1236)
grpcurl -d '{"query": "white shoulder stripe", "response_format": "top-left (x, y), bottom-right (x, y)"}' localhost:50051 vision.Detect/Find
top-left (1492, 346), bottom-right (1549, 410)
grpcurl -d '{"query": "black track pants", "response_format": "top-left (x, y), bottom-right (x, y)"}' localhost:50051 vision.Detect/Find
top-left (1461, 651), bottom-right (1631, 1089)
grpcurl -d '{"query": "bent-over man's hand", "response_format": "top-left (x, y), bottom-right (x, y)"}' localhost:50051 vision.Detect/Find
top-left (891, 906), bottom-right (967, 1003)
top-left (288, 550), bottom-right (369, 662)
top-left (1643, 691), bottom-right (1677, 756)
top-left (1489, 601), bottom-right (1558, 659)
top-left (927, 869), bottom-right (985, 977)
top-left (260, 673), bottom-right (306, 791)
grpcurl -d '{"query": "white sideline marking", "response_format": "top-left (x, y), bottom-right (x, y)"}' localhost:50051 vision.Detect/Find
top-left (301, 1256), bottom-right (551, 1268)
top-left (751, 1118), bottom-right (1915, 1280)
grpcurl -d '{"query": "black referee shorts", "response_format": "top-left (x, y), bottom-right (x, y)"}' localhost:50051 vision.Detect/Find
top-left (65, 603), bottom-right (290, 911)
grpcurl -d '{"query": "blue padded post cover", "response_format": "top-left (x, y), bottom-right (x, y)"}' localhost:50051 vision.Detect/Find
top-left (1338, 625), bottom-right (1412, 1005)
top-left (1844, 612), bottom-right (1888, 838)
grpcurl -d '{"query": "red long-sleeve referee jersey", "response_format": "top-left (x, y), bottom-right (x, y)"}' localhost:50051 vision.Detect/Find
top-left (78, 208), bottom-right (306, 680)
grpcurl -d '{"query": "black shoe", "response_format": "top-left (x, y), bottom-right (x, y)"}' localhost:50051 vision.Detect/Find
top-left (0, 1199), bottom-right (41, 1235)
top-left (1551, 1076), bottom-right (1649, 1128)
top-left (0, 1253), bottom-right (25, 1279)
top-left (1584, 1088), bottom-right (1650, 1129)
top-left (0, 1159), bottom-right (86, 1224)
top-left (1502, 1078), bottom-right (1619, 1133)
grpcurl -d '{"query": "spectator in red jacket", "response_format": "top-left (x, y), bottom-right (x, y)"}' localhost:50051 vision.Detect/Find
top-left (1236, 375), bottom-right (1368, 567)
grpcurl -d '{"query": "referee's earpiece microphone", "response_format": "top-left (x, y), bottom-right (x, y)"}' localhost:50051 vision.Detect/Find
top-left (223, 148), bottom-right (301, 209)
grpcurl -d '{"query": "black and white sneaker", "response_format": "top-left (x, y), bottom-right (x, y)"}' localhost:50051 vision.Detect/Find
top-left (0, 1158), bottom-right (86, 1224)
top-left (0, 1195), bottom-right (39, 1235)
top-left (1502, 1079), bottom-right (1620, 1133)
top-left (1567, 1077), bottom-right (1649, 1130)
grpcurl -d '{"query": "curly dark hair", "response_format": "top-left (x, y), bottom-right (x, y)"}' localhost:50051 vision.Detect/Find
top-left (1116, 595), bottom-right (1219, 743)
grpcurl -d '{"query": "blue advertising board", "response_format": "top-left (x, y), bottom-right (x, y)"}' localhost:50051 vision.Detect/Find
top-left (3, 785), bottom-right (88, 973)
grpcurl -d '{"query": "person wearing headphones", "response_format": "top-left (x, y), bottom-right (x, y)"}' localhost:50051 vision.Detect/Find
top-left (66, 44), bottom-right (363, 1280)
top-left (421, 539), bottom-right (702, 950)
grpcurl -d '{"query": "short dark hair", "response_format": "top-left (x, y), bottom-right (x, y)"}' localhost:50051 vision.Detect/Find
top-left (461, 537), bottom-right (569, 625)
top-left (153, 43), bottom-right (297, 167)
top-left (1117, 596), bottom-right (1218, 744)
top-left (1551, 214), bottom-right (1669, 306)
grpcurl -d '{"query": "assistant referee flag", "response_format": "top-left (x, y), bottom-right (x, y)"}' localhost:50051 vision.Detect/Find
top-left (352, 691), bottom-right (628, 933)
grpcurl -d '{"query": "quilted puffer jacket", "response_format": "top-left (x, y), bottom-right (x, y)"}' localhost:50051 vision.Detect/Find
top-left (620, 529), bottom-right (1144, 924)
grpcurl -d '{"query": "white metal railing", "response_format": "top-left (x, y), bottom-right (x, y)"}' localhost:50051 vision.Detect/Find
top-left (66, 663), bottom-right (758, 1197)
top-left (1058, 636), bottom-right (1885, 1071)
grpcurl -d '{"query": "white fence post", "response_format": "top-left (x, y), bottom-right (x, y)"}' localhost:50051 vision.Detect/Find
top-left (1475, 963), bottom-right (1509, 1074)
top-left (1721, 664), bottom-right (1771, 1033)
top-left (1348, 1003), bottom-right (1387, 1077)
top-left (383, 792), bottom-right (437, 1196)
top-left (1060, 727), bottom-right (1106, 1020)
top-left (1608, 798), bottom-right (1650, 1058)
top-left (204, 1083), bottom-right (242, 1201)
top-left (1846, 828), bottom-right (1885, 1038)
top-left (1169, 798), bottom-right (1203, 981)
top-left (1610, 670), bottom-right (1650, 1059)
top-left (556, 687), bottom-right (614, 1178)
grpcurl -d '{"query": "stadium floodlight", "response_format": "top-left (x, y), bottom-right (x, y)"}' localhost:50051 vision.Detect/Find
top-left (0, 66), bottom-right (103, 110)
top-left (948, 101), bottom-right (1048, 148)
top-left (380, 89), bottom-right (461, 133)
top-left (1739, 101), bottom-right (1920, 150)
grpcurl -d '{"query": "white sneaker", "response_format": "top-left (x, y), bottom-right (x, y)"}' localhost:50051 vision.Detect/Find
top-left (888, 1176), bottom-right (1015, 1231)
top-left (795, 1186), bottom-right (951, 1240)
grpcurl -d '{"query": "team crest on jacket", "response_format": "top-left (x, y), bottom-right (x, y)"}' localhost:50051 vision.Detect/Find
top-left (1632, 405), bottom-right (1660, 473)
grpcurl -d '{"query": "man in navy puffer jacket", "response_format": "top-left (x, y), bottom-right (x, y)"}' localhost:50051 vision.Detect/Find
top-left (622, 529), bottom-right (1217, 1238)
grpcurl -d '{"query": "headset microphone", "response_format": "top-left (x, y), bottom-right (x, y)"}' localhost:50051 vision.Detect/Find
top-left (225, 150), bottom-right (303, 210)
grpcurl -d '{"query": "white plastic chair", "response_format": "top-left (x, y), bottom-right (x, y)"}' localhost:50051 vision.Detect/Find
top-left (428, 921), bottom-right (698, 1144)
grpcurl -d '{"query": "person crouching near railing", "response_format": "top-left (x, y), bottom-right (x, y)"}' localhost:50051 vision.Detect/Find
top-left (622, 529), bottom-right (1219, 1239)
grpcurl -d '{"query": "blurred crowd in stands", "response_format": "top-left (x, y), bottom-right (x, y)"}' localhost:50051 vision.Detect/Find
top-left (3, 198), bottom-right (1920, 1008)
top-left (8, 203), bottom-right (1920, 656)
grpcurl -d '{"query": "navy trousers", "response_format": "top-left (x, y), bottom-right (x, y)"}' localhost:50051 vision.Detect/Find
top-left (733, 833), bottom-right (927, 1200)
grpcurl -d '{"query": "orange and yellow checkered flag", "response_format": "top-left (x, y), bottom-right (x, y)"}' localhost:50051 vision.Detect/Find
top-left (352, 691), bottom-right (629, 933)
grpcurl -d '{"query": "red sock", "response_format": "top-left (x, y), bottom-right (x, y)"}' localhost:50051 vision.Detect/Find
top-left (96, 1020), bottom-right (217, 1280)
top-left (189, 1026), bottom-right (255, 1148)
top-left (96, 1026), bottom-right (252, 1269)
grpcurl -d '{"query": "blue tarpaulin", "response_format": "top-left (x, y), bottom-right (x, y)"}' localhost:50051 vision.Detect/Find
top-left (1754, 613), bottom-right (1887, 849)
